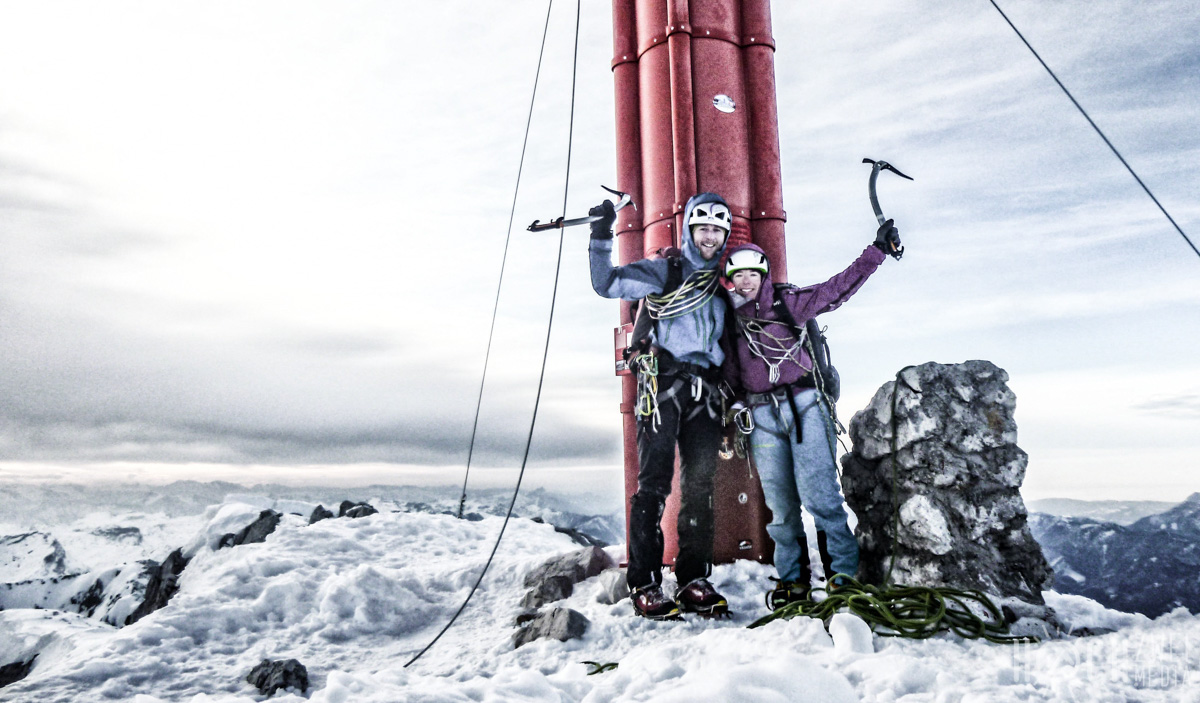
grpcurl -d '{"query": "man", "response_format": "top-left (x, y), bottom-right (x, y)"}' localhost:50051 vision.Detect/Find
top-left (588, 192), bottom-right (733, 619)
top-left (722, 221), bottom-right (900, 610)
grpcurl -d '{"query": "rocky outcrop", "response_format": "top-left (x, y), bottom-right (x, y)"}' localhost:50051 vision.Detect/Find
top-left (308, 501), bottom-right (379, 524)
top-left (309, 505), bottom-right (335, 524)
top-left (512, 607), bottom-right (590, 648)
top-left (125, 548), bottom-right (190, 625)
top-left (338, 501), bottom-right (378, 519)
top-left (0, 656), bottom-right (37, 688)
top-left (219, 510), bottom-right (282, 548)
top-left (520, 546), bottom-right (616, 609)
top-left (246, 659), bottom-right (309, 696)
top-left (841, 361), bottom-right (1052, 608)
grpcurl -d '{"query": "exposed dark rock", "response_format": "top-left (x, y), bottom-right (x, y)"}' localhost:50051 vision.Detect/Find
top-left (553, 525), bottom-right (609, 548)
top-left (841, 361), bottom-right (1053, 608)
top-left (521, 575), bottom-right (575, 609)
top-left (1029, 512), bottom-right (1200, 617)
top-left (512, 607), bottom-right (589, 648)
top-left (70, 576), bottom-right (106, 616)
top-left (520, 546), bottom-right (616, 609)
top-left (125, 548), bottom-right (190, 625)
top-left (463, 512), bottom-right (484, 522)
top-left (338, 501), bottom-right (378, 519)
top-left (219, 510), bottom-right (282, 548)
top-left (0, 655), bottom-right (37, 688)
top-left (309, 505), bottom-right (335, 524)
top-left (246, 658), bottom-right (309, 696)
top-left (90, 526), bottom-right (144, 545)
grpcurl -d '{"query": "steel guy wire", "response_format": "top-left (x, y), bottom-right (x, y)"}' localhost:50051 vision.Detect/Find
top-left (406, 0), bottom-right (582, 668)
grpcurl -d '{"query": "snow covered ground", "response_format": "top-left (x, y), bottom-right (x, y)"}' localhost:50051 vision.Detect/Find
top-left (2, 489), bottom-right (1199, 702)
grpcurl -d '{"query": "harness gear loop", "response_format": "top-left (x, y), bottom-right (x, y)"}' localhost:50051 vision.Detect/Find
top-left (633, 353), bottom-right (662, 431)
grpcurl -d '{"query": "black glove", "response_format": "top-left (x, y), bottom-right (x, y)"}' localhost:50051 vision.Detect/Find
top-left (589, 200), bottom-right (616, 240)
top-left (873, 219), bottom-right (903, 259)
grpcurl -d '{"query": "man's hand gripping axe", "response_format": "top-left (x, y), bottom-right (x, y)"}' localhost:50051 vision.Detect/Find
top-left (527, 185), bottom-right (635, 232)
top-left (862, 158), bottom-right (912, 260)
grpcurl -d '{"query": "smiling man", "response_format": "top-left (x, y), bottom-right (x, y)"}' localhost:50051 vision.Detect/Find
top-left (588, 192), bottom-right (734, 620)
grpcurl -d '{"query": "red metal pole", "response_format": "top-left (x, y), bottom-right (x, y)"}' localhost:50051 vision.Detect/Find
top-left (611, 0), bottom-right (786, 569)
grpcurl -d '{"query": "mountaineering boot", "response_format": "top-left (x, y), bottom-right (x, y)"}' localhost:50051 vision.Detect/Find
top-left (766, 578), bottom-right (811, 611)
top-left (632, 585), bottom-right (682, 621)
top-left (676, 578), bottom-right (729, 617)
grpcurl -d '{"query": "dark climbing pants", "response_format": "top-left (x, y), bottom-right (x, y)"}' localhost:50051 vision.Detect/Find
top-left (627, 382), bottom-right (721, 590)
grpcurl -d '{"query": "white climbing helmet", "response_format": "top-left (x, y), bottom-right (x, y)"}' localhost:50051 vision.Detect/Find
top-left (687, 201), bottom-right (732, 233)
top-left (724, 248), bottom-right (769, 278)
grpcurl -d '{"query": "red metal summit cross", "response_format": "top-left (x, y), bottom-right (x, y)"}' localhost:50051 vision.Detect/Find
top-left (609, 0), bottom-right (788, 567)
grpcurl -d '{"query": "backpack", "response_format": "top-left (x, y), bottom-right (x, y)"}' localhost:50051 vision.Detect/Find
top-left (622, 251), bottom-right (685, 363)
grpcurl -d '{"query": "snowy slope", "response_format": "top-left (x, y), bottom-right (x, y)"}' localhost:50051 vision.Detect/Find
top-left (1, 493), bottom-right (1199, 702)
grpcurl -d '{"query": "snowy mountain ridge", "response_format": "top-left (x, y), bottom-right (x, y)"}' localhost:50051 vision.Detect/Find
top-left (2, 489), bottom-right (1199, 701)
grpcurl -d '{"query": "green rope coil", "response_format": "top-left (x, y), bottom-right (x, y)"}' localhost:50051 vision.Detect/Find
top-left (582, 661), bottom-right (619, 675)
top-left (749, 575), bottom-right (1036, 644)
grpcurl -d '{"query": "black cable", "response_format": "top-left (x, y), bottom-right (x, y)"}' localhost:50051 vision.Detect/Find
top-left (405, 0), bottom-right (582, 668)
top-left (987, 0), bottom-right (1200, 260)
top-left (456, 0), bottom-right (557, 520)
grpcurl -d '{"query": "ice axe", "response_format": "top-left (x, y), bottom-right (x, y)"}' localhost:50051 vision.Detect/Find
top-left (527, 185), bottom-right (635, 232)
top-left (862, 158), bottom-right (912, 259)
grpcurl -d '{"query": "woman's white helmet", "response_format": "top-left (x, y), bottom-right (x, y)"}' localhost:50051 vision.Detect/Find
top-left (687, 201), bottom-right (732, 233)
top-left (725, 248), bottom-right (769, 278)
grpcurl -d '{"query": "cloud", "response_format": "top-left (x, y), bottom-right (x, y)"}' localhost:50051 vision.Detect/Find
top-left (1134, 394), bottom-right (1200, 418)
top-left (0, 0), bottom-right (1196, 491)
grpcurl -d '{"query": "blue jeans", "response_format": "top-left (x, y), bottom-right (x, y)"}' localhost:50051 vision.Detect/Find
top-left (750, 389), bottom-right (859, 583)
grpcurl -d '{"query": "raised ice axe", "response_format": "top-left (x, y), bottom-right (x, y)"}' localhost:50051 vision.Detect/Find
top-left (527, 185), bottom-right (635, 232)
top-left (862, 158), bottom-right (913, 259)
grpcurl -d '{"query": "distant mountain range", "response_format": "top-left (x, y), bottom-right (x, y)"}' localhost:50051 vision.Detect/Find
top-left (1026, 497), bottom-right (1178, 526)
top-left (1030, 492), bottom-right (1200, 618)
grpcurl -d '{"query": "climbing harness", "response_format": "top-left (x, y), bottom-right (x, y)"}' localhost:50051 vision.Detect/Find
top-left (407, 0), bottom-right (582, 669)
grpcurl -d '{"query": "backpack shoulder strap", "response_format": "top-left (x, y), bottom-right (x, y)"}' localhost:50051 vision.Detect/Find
top-left (770, 282), bottom-right (804, 334)
top-left (625, 253), bottom-right (684, 360)
top-left (663, 252), bottom-right (684, 295)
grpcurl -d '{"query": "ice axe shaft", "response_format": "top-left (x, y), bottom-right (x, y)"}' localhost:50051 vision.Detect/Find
top-left (863, 158), bottom-right (912, 258)
top-left (527, 185), bottom-right (634, 232)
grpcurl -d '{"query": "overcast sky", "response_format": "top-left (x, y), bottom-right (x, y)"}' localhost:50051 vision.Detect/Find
top-left (1, 0), bottom-right (1197, 501)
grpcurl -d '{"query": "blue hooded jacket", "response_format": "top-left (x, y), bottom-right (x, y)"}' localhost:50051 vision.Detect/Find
top-left (589, 192), bottom-right (730, 368)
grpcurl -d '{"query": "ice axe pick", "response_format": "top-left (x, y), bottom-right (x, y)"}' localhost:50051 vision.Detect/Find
top-left (527, 186), bottom-right (634, 232)
top-left (863, 158), bottom-right (913, 259)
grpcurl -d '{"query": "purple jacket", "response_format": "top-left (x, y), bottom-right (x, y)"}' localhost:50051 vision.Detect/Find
top-left (722, 242), bottom-right (885, 395)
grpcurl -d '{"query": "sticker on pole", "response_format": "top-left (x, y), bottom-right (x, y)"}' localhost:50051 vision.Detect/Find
top-left (713, 94), bottom-right (736, 113)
